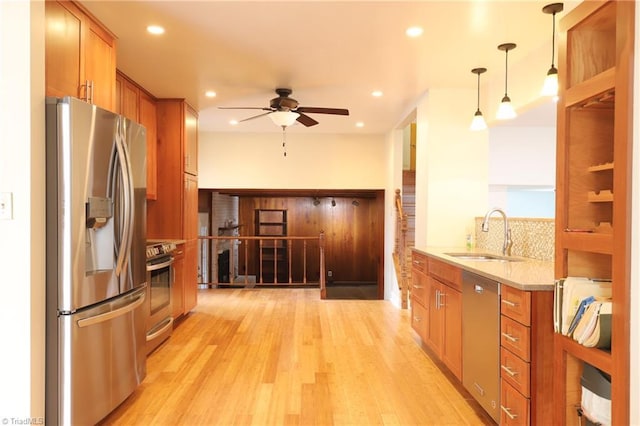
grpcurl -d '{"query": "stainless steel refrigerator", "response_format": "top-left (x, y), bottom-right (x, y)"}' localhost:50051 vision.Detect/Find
top-left (45, 97), bottom-right (147, 425)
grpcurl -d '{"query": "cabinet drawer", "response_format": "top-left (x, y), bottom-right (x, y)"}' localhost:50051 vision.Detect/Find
top-left (501, 285), bottom-right (531, 326)
top-left (412, 251), bottom-right (428, 274)
top-left (411, 270), bottom-right (428, 306)
top-left (500, 380), bottom-right (530, 426)
top-left (411, 297), bottom-right (428, 341)
top-left (500, 347), bottom-right (530, 397)
top-left (428, 258), bottom-right (461, 291)
top-left (501, 315), bottom-right (530, 362)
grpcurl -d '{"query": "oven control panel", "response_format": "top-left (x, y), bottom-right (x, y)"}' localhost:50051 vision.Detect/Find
top-left (146, 242), bottom-right (177, 260)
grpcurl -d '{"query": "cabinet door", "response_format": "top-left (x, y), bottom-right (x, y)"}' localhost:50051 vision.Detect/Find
top-left (84, 17), bottom-right (116, 110)
top-left (45, 1), bottom-right (83, 99)
top-left (139, 92), bottom-right (157, 200)
top-left (120, 79), bottom-right (139, 121)
top-left (442, 286), bottom-right (462, 380)
top-left (184, 174), bottom-right (198, 240)
top-left (184, 105), bottom-right (198, 176)
top-left (183, 239), bottom-right (198, 313)
top-left (172, 245), bottom-right (185, 319)
top-left (426, 277), bottom-right (443, 355)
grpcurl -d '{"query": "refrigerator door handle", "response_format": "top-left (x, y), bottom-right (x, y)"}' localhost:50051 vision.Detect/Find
top-left (119, 119), bottom-right (136, 266)
top-left (76, 292), bottom-right (145, 328)
top-left (114, 120), bottom-right (133, 276)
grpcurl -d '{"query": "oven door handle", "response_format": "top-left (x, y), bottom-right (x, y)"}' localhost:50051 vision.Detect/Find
top-left (147, 258), bottom-right (174, 272)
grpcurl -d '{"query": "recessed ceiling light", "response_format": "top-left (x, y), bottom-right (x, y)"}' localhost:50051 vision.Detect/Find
top-left (405, 26), bottom-right (424, 38)
top-left (205, 91), bottom-right (217, 98)
top-left (229, 119), bottom-right (239, 126)
top-left (356, 122), bottom-right (365, 128)
top-left (147, 25), bottom-right (165, 35)
top-left (371, 90), bottom-right (383, 97)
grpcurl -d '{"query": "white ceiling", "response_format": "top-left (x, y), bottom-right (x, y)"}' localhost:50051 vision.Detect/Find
top-left (81, 1), bottom-right (575, 135)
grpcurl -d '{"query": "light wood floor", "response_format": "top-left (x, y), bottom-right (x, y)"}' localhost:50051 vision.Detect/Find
top-left (100, 288), bottom-right (493, 425)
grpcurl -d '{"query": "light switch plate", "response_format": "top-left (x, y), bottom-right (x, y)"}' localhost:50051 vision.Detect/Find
top-left (0, 192), bottom-right (13, 220)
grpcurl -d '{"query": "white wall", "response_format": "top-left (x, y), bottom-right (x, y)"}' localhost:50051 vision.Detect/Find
top-left (384, 129), bottom-right (404, 307)
top-left (415, 88), bottom-right (489, 248)
top-left (198, 132), bottom-right (387, 189)
top-left (0, 1), bottom-right (46, 419)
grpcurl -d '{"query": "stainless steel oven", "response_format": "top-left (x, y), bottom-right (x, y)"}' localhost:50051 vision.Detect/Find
top-left (145, 242), bottom-right (176, 354)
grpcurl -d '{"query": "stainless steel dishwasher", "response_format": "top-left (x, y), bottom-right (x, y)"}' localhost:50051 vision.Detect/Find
top-left (462, 270), bottom-right (500, 423)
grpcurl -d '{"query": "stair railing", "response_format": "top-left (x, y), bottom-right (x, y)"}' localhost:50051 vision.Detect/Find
top-left (393, 189), bottom-right (410, 309)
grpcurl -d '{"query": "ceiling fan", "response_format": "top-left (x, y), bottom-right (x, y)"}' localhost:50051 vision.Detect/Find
top-left (218, 88), bottom-right (349, 127)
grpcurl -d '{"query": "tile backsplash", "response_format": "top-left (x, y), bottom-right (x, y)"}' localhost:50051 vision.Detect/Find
top-left (474, 217), bottom-right (554, 262)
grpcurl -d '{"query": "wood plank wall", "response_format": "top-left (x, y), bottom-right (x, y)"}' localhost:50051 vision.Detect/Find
top-left (234, 196), bottom-right (380, 284)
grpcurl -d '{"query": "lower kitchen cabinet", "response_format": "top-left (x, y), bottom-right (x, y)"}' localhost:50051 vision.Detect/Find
top-left (499, 285), bottom-right (554, 426)
top-left (172, 243), bottom-right (185, 319)
top-left (411, 252), bottom-right (462, 381)
top-left (426, 275), bottom-right (462, 380)
top-left (183, 239), bottom-right (198, 313)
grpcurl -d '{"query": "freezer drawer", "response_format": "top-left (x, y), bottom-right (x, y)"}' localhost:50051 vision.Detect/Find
top-left (53, 286), bottom-right (147, 425)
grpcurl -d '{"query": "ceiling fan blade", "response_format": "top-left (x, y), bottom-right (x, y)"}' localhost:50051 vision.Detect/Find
top-left (238, 111), bottom-right (273, 123)
top-left (296, 113), bottom-right (319, 127)
top-left (296, 107), bottom-right (349, 116)
top-left (218, 106), bottom-right (272, 111)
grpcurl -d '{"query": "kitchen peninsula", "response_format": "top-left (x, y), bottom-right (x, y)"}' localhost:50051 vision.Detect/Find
top-left (411, 247), bottom-right (554, 425)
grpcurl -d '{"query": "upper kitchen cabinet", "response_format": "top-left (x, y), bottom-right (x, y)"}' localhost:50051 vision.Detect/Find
top-left (554, 1), bottom-right (634, 425)
top-left (45, 0), bottom-right (116, 111)
top-left (184, 105), bottom-right (198, 176)
top-left (115, 71), bottom-right (158, 200)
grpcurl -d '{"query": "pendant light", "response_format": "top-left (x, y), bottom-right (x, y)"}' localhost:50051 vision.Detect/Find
top-left (541, 3), bottom-right (564, 97)
top-left (470, 67), bottom-right (488, 131)
top-left (496, 43), bottom-right (517, 120)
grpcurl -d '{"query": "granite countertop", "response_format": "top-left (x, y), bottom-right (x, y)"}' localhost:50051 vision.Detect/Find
top-left (413, 246), bottom-right (554, 291)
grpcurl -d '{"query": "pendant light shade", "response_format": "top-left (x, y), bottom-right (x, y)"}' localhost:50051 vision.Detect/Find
top-left (541, 3), bottom-right (564, 97)
top-left (470, 67), bottom-right (487, 131)
top-left (496, 43), bottom-right (517, 120)
top-left (269, 111), bottom-right (300, 127)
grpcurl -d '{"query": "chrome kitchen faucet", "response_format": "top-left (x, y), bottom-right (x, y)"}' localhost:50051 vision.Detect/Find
top-left (481, 208), bottom-right (513, 256)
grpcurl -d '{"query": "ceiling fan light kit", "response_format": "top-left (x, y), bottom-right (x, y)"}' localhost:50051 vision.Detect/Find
top-left (269, 111), bottom-right (300, 127)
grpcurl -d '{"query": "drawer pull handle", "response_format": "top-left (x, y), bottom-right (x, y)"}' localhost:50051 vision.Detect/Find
top-left (502, 299), bottom-right (518, 307)
top-left (501, 332), bottom-right (519, 343)
top-left (501, 406), bottom-right (518, 420)
top-left (413, 316), bottom-right (421, 322)
top-left (501, 365), bottom-right (519, 377)
top-left (412, 285), bottom-right (423, 289)
top-left (413, 260), bottom-right (422, 265)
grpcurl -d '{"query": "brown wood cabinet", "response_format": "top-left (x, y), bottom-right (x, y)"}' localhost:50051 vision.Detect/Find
top-left (115, 71), bottom-right (158, 200)
top-left (554, 2), bottom-right (633, 424)
top-left (425, 271), bottom-right (462, 380)
top-left (172, 243), bottom-right (185, 319)
top-left (45, 0), bottom-right (116, 111)
top-left (148, 99), bottom-right (199, 317)
top-left (410, 252), bottom-right (462, 381)
top-left (499, 286), bottom-right (554, 426)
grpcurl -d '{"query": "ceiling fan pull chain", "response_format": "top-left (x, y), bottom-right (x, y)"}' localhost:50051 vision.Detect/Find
top-left (282, 126), bottom-right (287, 157)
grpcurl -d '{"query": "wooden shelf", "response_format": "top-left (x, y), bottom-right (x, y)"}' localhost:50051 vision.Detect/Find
top-left (587, 190), bottom-right (613, 202)
top-left (561, 231), bottom-right (613, 255)
top-left (587, 162), bottom-right (614, 172)
top-left (555, 333), bottom-right (612, 375)
top-left (564, 67), bottom-right (615, 108)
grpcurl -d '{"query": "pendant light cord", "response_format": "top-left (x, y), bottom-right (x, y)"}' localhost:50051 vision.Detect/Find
top-left (476, 72), bottom-right (481, 112)
top-left (504, 49), bottom-right (509, 97)
top-left (551, 12), bottom-right (556, 67)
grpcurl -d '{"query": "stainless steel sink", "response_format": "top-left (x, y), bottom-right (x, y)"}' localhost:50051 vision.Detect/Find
top-left (444, 252), bottom-right (523, 262)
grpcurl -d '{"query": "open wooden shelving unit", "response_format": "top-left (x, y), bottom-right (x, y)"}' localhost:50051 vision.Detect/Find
top-left (553, 1), bottom-right (634, 424)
